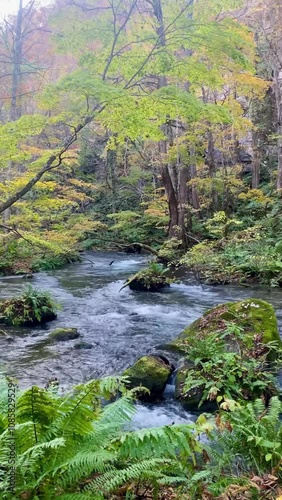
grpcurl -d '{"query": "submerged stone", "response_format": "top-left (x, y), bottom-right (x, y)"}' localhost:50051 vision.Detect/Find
top-left (74, 341), bottom-right (93, 350)
top-left (49, 328), bottom-right (80, 342)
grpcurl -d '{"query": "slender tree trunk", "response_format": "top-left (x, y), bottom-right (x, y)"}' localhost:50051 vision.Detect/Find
top-left (207, 129), bottom-right (218, 211)
top-left (277, 123), bottom-right (282, 190)
top-left (107, 148), bottom-right (117, 214)
top-left (189, 147), bottom-right (200, 211)
top-left (178, 164), bottom-right (190, 247)
top-left (251, 130), bottom-right (260, 189)
top-left (148, 0), bottom-right (192, 246)
top-left (10, 0), bottom-right (23, 121)
top-left (273, 2), bottom-right (282, 190)
top-left (161, 164), bottom-right (179, 236)
top-left (276, 69), bottom-right (282, 190)
top-left (3, 0), bottom-right (24, 223)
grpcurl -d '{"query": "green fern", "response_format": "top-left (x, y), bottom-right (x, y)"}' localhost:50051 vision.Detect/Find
top-left (0, 376), bottom-right (198, 499)
top-left (0, 285), bottom-right (58, 326)
top-left (190, 397), bottom-right (282, 498)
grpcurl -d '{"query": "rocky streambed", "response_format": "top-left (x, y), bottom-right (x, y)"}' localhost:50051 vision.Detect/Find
top-left (0, 251), bottom-right (281, 427)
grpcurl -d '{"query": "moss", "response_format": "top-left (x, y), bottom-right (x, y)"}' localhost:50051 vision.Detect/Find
top-left (123, 355), bottom-right (172, 400)
top-left (49, 328), bottom-right (80, 342)
top-left (170, 298), bottom-right (281, 353)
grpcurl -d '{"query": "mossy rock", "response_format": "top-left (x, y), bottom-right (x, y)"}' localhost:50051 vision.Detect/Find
top-left (129, 278), bottom-right (170, 292)
top-left (122, 265), bottom-right (171, 293)
top-left (170, 299), bottom-right (281, 409)
top-left (49, 328), bottom-right (80, 342)
top-left (170, 298), bottom-right (281, 353)
top-left (123, 355), bottom-right (173, 400)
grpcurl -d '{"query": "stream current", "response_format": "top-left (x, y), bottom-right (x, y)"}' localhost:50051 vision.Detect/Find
top-left (0, 252), bottom-right (281, 428)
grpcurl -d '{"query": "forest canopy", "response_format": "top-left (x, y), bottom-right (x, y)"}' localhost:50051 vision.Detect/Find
top-left (0, 0), bottom-right (281, 285)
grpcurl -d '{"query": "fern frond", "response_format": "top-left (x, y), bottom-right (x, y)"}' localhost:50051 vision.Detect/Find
top-left (119, 423), bottom-right (197, 460)
top-left (85, 458), bottom-right (171, 493)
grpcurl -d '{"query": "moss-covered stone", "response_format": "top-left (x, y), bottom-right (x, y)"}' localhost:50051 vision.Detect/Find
top-left (121, 264), bottom-right (171, 292)
top-left (170, 299), bottom-right (281, 410)
top-left (49, 328), bottom-right (80, 342)
top-left (170, 298), bottom-right (281, 353)
top-left (123, 355), bottom-right (172, 400)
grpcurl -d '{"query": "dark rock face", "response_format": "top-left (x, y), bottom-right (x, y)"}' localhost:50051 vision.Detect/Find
top-left (49, 328), bottom-right (80, 342)
top-left (123, 355), bottom-right (174, 401)
top-left (174, 362), bottom-right (217, 412)
top-left (37, 311), bottom-right (57, 325)
top-left (124, 244), bottom-right (142, 254)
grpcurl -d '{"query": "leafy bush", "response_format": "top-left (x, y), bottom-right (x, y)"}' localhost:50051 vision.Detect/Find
top-left (157, 237), bottom-right (183, 264)
top-left (107, 210), bottom-right (166, 246)
top-left (181, 229), bottom-right (282, 286)
top-left (205, 211), bottom-right (242, 238)
top-left (0, 285), bottom-right (58, 326)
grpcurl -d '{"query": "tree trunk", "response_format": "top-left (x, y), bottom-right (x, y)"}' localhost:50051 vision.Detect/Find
top-left (277, 122), bottom-right (282, 191)
top-left (207, 129), bottom-right (218, 211)
top-left (107, 148), bottom-right (117, 214)
top-left (274, 68), bottom-right (282, 190)
top-left (189, 147), bottom-right (201, 212)
top-left (251, 130), bottom-right (260, 189)
top-left (10, 0), bottom-right (24, 121)
top-left (147, 0), bottom-right (192, 246)
top-left (161, 164), bottom-right (179, 237)
top-left (178, 164), bottom-right (191, 247)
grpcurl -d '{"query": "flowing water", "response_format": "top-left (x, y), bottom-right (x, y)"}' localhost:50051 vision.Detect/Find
top-left (0, 252), bottom-right (281, 428)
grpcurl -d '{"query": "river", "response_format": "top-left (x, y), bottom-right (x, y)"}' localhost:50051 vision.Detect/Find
top-left (0, 252), bottom-right (281, 428)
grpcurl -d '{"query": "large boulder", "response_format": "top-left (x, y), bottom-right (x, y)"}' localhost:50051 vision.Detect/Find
top-left (170, 299), bottom-right (281, 410)
top-left (49, 328), bottom-right (80, 342)
top-left (123, 355), bottom-right (173, 400)
top-left (170, 298), bottom-right (281, 353)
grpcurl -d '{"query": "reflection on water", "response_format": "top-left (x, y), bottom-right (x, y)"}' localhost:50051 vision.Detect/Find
top-left (0, 251), bottom-right (281, 427)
